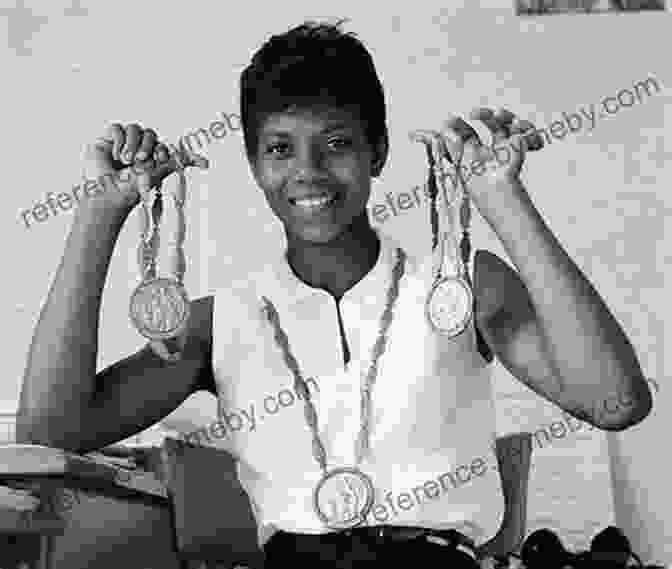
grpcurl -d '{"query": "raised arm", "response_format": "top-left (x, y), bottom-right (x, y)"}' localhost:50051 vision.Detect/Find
top-left (16, 124), bottom-right (215, 453)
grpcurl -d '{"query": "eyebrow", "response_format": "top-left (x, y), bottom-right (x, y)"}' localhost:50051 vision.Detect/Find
top-left (322, 123), bottom-right (352, 134)
top-left (261, 122), bottom-right (354, 138)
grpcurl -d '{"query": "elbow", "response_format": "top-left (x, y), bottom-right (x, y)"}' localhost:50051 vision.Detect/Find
top-left (604, 399), bottom-right (652, 432)
top-left (14, 407), bottom-right (37, 444)
top-left (14, 411), bottom-right (56, 446)
top-left (594, 382), bottom-right (654, 432)
top-left (14, 409), bottom-right (83, 451)
top-left (14, 417), bottom-right (48, 446)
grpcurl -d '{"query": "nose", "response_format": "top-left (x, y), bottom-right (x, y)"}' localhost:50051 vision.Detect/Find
top-left (293, 144), bottom-right (327, 184)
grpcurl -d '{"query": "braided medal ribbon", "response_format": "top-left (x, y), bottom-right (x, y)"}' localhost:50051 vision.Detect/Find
top-left (410, 129), bottom-right (473, 338)
top-left (261, 248), bottom-right (406, 530)
top-left (129, 148), bottom-right (207, 348)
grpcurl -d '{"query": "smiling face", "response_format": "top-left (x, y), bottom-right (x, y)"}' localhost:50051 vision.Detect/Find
top-left (251, 104), bottom-right (387, 244)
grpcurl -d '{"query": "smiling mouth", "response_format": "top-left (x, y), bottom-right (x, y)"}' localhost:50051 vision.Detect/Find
top-left (289, 194), bottom-right (339, 211)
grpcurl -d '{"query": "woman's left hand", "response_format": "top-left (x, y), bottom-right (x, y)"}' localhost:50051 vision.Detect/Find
top-left (437, 107), bottom-right (545, 207)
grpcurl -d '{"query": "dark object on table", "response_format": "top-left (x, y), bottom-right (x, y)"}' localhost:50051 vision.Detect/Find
top-left (521, 528), bottom-right (573, 569)
top-left (520, 525), bottom-right (670, 569)
top-left (585, 525), bottom-right (643, 567)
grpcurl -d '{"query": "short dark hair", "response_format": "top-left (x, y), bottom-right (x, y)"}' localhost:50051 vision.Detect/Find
top-left (240, 20), bottom-right (388, 160)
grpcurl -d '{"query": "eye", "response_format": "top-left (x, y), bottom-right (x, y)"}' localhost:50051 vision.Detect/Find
top-left (327, 137), bottom-right (352, 150)
top-left (265, 142), bottom-right (291, 157)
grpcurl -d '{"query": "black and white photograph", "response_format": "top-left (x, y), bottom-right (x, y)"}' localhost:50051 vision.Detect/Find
top-left (1, 1), bottom-right (669, 568)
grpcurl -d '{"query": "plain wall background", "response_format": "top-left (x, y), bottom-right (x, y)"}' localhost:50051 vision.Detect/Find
top-left (1, 0), bottom-right (669, 563)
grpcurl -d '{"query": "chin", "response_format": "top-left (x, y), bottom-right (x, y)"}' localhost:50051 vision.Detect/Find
top-left (289, 223), bottom-right (349, 245)
top-left (283, 206), bottom-right (372, 246)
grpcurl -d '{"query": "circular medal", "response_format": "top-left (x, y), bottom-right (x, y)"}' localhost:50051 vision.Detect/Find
top-left (129, 278), bottom-right (190, 340)
top-left (313, 467), bottom-right (375, 530)
top-left (426, 275), bottom-right (473, 337)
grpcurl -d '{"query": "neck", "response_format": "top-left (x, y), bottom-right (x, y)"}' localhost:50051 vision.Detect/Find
top-left (286, 214), bottom-right (381, 300)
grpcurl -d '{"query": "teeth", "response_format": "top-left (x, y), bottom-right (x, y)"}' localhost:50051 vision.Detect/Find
top-left (292, 195), bottom-right (335, 208)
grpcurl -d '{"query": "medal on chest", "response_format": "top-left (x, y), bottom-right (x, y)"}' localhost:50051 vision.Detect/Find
top-left (313, 467), bottom-right (376, 529)
top-left (411, 129), bottom-right (474, 338)
top-left (261, 249), bottom-right (406, 529)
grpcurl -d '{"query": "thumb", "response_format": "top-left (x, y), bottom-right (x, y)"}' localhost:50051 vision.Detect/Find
top-left (139, 145), bottom-right (209, 190)
top-left (508, 133), bottom-right (527, 159)
top-left (168, 142), bottom-right (209, 171)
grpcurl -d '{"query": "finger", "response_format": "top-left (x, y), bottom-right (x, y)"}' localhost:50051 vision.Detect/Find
top-left (442, 114), bottom-right (482, 146)
top-left (509, 118), bottom-right (535, 135)
top-left (492, 108), bottom-right (517, 129)
top-left (154, 143), bottom-right (171, 163)
top-left (105, 123), bottom-right (125, 162)
top-left (135, 128), bottom-right (157, 162)
top-left (173, 144), bottom-right (209, 170)
top-left (121, 123), bottom-right (142, 164)
top-left (469, 107), bottom-right (509, 144)
top-left (150, 151), bottom-right (208, 183)
top-left (511, 120), bottom-right (544, 152)
top-left (409, 129), bottom-right (439, 150)
top-left (90, 137), bottom-right (114, 162)
top-left (522, 129), bottom-right (544, 152)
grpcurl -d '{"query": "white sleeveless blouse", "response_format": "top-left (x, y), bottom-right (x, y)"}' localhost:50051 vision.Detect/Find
top-left (211, 233), bottom-right (504, 548)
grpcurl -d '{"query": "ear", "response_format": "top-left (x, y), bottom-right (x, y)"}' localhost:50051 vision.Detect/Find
top-left (370, 132), bottom-right (389, 178)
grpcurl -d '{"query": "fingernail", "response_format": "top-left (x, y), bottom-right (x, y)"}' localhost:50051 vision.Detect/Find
top-left (124, 152), bottom-right (133, 163)
top-left (136, 151), bottom-right (147, 161)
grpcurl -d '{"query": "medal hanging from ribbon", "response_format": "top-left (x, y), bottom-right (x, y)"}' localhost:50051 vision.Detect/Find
top-left (262, 248), bottom-right (406, 530)
top-left (410, 129), bottom-right (473, 337)
top-left (129, 151), bottom-right (202, 361)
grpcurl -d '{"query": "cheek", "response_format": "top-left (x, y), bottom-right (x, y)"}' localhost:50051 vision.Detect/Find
top-left (260, 173), bottom-right (283, 194)
top-left (352, 167), bottom-right (373, 202)
top-left (261, 184), bottom-right (286, 215)
top-left (330, 159), bottom-right (370, 193)
top-left (333, 154), bottom-right (368, 179)
top-left (255, 167), bottom-right (286, 199)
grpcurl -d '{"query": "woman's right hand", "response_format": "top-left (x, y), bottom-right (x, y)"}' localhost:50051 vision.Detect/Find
top-left (83, 123), bottom-right (208, 214)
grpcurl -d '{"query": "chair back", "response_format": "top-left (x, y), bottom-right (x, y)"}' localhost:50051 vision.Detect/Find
top-left (162, 438), bottom-right (265, 568)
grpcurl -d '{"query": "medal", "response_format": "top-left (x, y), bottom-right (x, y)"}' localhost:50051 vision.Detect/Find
top-left (425, 227), bottom-right (473, 337)
top-left (129, 149), bottom-right (206, 355)
top-left (411, 129), bottom-right (474, 338)
top-left (426, 275), bottom-right (473, 337)
top-left (262, 248), bottom-right (406, 530)
top-left (313, 467), bottom-right (375, 530)
top-left (129, 277), bottom-right (190, 340)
